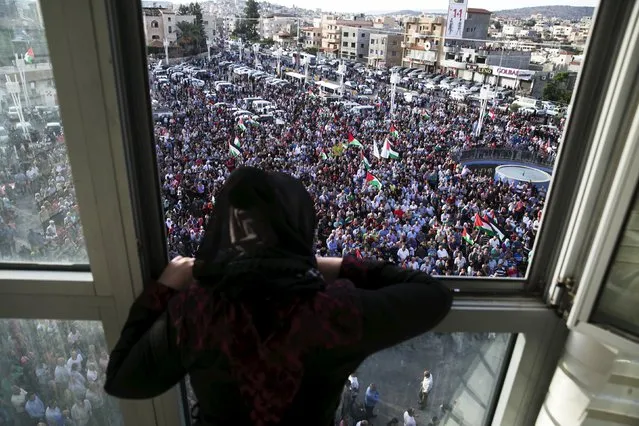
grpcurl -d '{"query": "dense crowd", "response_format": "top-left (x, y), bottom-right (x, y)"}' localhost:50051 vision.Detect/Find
top-left (0, 319), bottom-right (119, 425)
top-left (154, 51), bottom-right (563, 277)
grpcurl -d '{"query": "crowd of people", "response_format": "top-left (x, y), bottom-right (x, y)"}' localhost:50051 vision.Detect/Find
top-left (0, 319), bottom-right (119, 425)
top-left (0, 128), bottom-right (86, 263)
top-left (154, 50), bottom-right (563, 278)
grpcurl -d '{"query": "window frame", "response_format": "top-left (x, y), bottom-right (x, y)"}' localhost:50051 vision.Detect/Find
top-left (48, 1), bottom-right (629, 426)
top-left (545, 0), bottom-right (639, 354)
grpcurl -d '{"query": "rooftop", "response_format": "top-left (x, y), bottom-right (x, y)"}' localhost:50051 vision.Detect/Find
top-left (467, 8), bottom-right (492, 15)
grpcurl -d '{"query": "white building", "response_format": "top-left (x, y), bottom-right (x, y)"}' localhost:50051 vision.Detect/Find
top-left (260, 15), bottom-right (298, 40)
top-left (142, 7), bottom-right (195, 45)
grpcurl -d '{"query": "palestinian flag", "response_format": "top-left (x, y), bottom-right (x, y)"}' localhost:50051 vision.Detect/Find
top-left (373, 140), bottom-right (381, 159)
top-left (489, 108), bottom-right (496, 120)
top-left (237, 119), bottom-right (247, 132)
top-left (474, 213), bottom-right (495, 236)
top-left (247, 118), bottom-right (260, 127)
top-left (233, 136), bottom-right (241, 147)
top-left (360, 151), bottom-right (371, 170)
top-left (24, 48), bottom-right (34, 64)
top-left (422, 110), bottom-right (431, 120)
top-left (229, 142), bottom-right (241, 158)
top-left (462, 227), bottom-right (474, 245)
top-left (390, 124), bottom-right (399, 138)
top-left (320, 151), bottom-right (328, 160)
top-left (347, 133), bottom-right (363, 148)
top-left (483, 214), bottom-right (506, 241)
top-left (381, 139), bottom-right (399, 160)
top-left (365, 172), bottom-right (382, 189)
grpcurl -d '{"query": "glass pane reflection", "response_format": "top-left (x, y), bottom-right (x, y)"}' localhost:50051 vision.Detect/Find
top-left (0, 319), bottom-right (123, 426)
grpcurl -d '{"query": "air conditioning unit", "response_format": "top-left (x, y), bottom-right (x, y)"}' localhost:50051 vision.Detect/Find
top-left (424, 41), bottom-right (432, 50)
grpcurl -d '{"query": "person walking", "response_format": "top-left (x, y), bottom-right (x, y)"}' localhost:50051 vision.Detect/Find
top-left (419, 370), bottom-right (434, 409)
top-left (364, 384), bottom-right (379, 419)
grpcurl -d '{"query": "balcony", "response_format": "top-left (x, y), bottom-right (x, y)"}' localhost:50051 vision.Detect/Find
top-left (443, 45), bottom-right (460, 53)
top-left (402, 43), bottom-right (435, 51)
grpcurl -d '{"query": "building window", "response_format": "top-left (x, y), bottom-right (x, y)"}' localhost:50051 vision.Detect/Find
top-left (151, 20), bottom-right (159, 28)
top-left (343, 41), bottom-right (348, 47)
top-left (358, 54), bottom-right (363, 58)
top-left (352, 33), bottom-right (355, 37)
top-left (351, 42), bottom-right (355, 47)
top-left (370, 48), bottom-right (373, 54)
top-left (360, 43), bottom-right (364, 48)
top-left (152, 35), bottom-right (160, 40)
top-left (343, 31), bottom-right (348, 36)
top-left (168, 26), bottom-right (172, 33)
top-left (168, 17), bottom-right (171, 22)
top-left (203, 21), bottom-right (208, 25)
top-left (435, 40), bottom-right (439, 45)
top-left (382, 39), bottom-right (385, 45)
top-left (392, 51), bottom-right (397, 56)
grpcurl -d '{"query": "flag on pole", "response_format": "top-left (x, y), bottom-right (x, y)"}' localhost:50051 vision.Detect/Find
top-left (373, 141), bottom-right (381, 159)
top-left (381, 139), bottom-right (399, 160)
top-left (237, 119), bottom-right (247, 132)
top-left (474, 213), bottom-right (495, 236)
top-left (483, 214), bottom-right (506, 241)
top-left (390, 124), bottom-right (399, 138)
top-left (365, 172), bottom-right (382, 189)
top-left (233, 136), bottom-right (241, 147)
top-left (229, 142), bottom-right (241, 158)
top-left (462, 227), bottom-right (474, 245)
top-left (347, 133), bottom-right (363, 148)
top-left (360, 151), bottom-right (371, 169)
top-left (489, 108), bottom-right (495, 120)
top-left (24, 48), bottom-right (34, 64)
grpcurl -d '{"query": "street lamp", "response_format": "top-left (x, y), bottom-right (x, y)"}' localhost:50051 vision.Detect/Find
top-left (337, 61), bottom-right (347, 96)
top-left (163, 38), bottom-right (170, 64)
top-left (253, 43), bottom-right (260, 69)
top-left (274, 48), bottom-right (283, 77)
top-left (206, 38), bottom-right (212, 61)
top-left (390, 71), bottom-right (401, 118)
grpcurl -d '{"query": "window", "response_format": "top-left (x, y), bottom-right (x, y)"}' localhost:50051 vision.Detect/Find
top-left (0, 1), bottom-right (88, 265)
top-left (352, 33), bottom-right (355, 37)
top-left (168, 26), bottom-right (172, 33)
top-left (351, 42), bottom-right (355, 48)
top-left (0, 318), bottom-right (124, 426)
top-left (358, 54), bottom-right (363, 58)
top-left (168, 17), bottom-right (171, 22)
top-left (360, 43), bottom-right (364, 48)
top-left (392, 51), bottom-right (397, 57)
top-left (343, 31), bottom-right (348, 37)
top-left (203, 21), bottom-right (208, 25)
top-left (369, 48), bottom-right (373, 54)
top-left (152, 35), bottom-right (160, 40)
top-left (151, 20), bottom-right (158, 28)
top-left (343, 42), bottom-right (348, 47)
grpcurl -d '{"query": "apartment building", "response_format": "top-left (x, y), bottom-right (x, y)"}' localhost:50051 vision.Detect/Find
top-left (142, 7), bottom-right (195, 45)
top-left (303, 27), bottom-right (322, 50)
top-left (368, 32), bottom-right (403, 68)
top-left (340, 27), bottom-right (373, 63)
top-left (260, 15), bottom-right (298, 40)
top-left (401, 16), bottom-right (445, 71)
top-left (320, 14), bottom-right (372, 58)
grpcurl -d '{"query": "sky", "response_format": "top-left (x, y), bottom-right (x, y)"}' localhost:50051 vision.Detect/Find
top-left (173, 0), bottom-right (598, 14)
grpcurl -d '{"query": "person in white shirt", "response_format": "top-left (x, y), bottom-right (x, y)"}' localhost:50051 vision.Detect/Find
top-left (348, 373), bottom-right (359, 395)
top-left (67, 350), bottom-right (83, 372)
top-left (54, 357), bottom-right (70, 387)
top-left (419, 370), bottom-right (433, 408)
top-left (403, 408), bottom-right (417, 426)
top-left (397, 244), bottom-right (410, 261)
top-left (355, 421), bottom-right (369, 426)
top-left (71, 398), bottom-right (92, 426)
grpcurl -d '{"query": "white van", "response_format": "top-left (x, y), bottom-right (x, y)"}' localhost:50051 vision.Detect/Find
top-left (46, 122), bottom-right (62, 133)
top-left (513, 97), bottom-right (545, 114)
top-left (187, 78), bottom-right (205, 88)
top-left (242, 97), bottom-right (263, 110)
top-left (14, 122), bottom-right (33, 132)
top-left (251, 100), bottom-right (273, 114)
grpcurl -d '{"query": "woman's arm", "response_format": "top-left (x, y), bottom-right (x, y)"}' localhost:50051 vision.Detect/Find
top-left (104, 257), bottom-right (194, 399)
top-left (317, 255), bottom-right (439, 290)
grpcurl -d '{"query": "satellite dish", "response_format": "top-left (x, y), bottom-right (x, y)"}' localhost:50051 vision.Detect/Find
top-left (424, 41), bottom-right (432, 50)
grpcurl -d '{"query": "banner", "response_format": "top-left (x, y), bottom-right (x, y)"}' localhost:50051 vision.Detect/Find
top-left (444, 0), bottom-right (469, 40)
top-left (492, 66), bottom-right (535, 80)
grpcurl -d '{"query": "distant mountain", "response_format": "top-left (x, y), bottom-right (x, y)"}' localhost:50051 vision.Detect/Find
top-left (381, 10), bottom-right (422, 16)
top-left (494, 6), bottom-right (595, 20)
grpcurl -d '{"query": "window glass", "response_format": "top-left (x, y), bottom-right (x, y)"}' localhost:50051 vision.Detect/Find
top-left (0, 319), bottom-right (122, 425)
top-left (590, 187), bottom-right (639, 339)
top-left (144, 1), bottom-right (598, 280)
top-left (0, 0), bottom-right (87, 264)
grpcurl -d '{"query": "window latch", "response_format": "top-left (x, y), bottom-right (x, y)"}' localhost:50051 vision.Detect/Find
top-left (548, 276), bottom-right (576, 319)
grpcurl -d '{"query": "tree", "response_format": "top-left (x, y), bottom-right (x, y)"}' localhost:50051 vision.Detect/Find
top-left (233, 0), bottom-right (260, 41)
top-left (176, 21), bottom-right (205, 55)
top-left (304, 47), bottom-right (319, 55)
top-left (542, 72), bottom-right (573, 104)
top-left (177, 2), bottom-right (206, 48)
top-left (491, 20), bottom-right (502, 30)
top-left (523, 19), bottom-right (536, 27)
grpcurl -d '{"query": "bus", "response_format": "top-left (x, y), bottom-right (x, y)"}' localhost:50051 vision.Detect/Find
top-left (315, 81), bottom-right (341, 97)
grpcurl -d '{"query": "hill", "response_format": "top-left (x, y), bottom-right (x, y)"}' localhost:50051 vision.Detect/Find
top-left (494, 5), bottom-right (595, 20)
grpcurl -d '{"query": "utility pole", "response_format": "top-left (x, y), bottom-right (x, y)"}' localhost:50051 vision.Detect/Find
top-left (239, 37), bottom-right (243, 62)
top-left (296, 17), bottom-right (301, 71)
top-left (303, 56), bottom-right (309, 85)
top-left (338, 60), bottom-right (346, 96)
top-left (163, 38), bottom-right (169, 64)
top-left (390, 71), bottom-right (400, 118)
top-left (253, 43), bottom-right (260, 68)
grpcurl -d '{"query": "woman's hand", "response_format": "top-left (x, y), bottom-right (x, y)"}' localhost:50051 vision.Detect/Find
top-left (316, 257), bottom-right (343, 285)
top-left (158, 256), bottom-right (195, 291)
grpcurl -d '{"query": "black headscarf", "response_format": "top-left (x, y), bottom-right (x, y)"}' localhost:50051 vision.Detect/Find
top-left (193, 166), bottom-right (324, 299)
top-left (170, 167), bottom-right (361, 425)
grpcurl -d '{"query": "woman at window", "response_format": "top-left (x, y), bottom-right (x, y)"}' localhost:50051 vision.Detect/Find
top-left (105, 167), bottom-right (452, 426)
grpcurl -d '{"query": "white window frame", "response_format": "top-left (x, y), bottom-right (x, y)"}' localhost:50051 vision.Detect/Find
top-left (549, 1), bottom-right (639, 355)
top-left (0, 1), bottom-right (627, 426)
